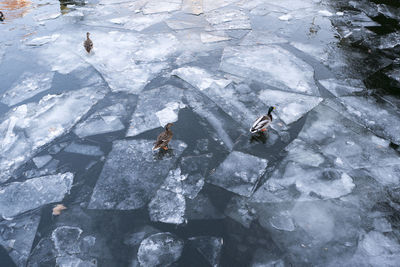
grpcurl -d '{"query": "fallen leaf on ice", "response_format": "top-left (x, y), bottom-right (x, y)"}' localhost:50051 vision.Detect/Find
top-left (52, 204), bottom-right (67, 215)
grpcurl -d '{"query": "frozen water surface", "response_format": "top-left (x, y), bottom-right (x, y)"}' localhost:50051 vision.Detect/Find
top-left (220, 45), bottom-right (320, 95)
top-left (1, 72), bottom-right (54, 106)
top-left (1, 0), bottom-right (400, 265)
top-left (0, 87), bottom-right (106, 182)
top-left (126, 85), bottom-right (185, 137)
top-left (208, 151), bottom-right (268, 197)
top-left (88, 139), bottom-right (187, 210)
top-left (0, 213), bottom-right (41, 266)
top-left (138, 232), bottom-right (184, 267)
top-left (0, 173), bottom-right (73, 218)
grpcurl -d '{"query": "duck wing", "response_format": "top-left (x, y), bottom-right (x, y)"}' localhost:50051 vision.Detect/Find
top-left (250, 116), bottom-right (270, 133)
top-left (84, 39), bottom-right (93, 52)
top-left (153, 131), bottom-right (173, 150)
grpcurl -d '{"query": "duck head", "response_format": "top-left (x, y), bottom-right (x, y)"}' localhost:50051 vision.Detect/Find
top-left (86, 32), bottom-right (90, 38)
top-left (0, 11), bottom-right (4, 21)
top-left (268, 106), bottom-right (275, 115)
top-left (165, 123), bottom-right (173, 131)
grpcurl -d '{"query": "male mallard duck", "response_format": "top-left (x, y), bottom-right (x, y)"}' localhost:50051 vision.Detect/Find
top-left (153, 123), bottom-right (174, 151)
top-left (250, 106), bottom-right (275, 133)
top-left (84, 32), bottom-right (93, 53)
top-left (0, 11), bottom-right (4, 22)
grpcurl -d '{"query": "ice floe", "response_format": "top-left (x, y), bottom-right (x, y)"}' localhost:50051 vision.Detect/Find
top-left (220, 45), bottom-right (319, 95)
top-left (126, 85), bottom-right (185, 137)
top-left (0, 173), bottom-right (73, 218)
top-left (138, 232), bottom-right (184, 267)
top-left (88, 139), bottom-right (187, 210)
top-left (208, 151), bottom-right (268, 197)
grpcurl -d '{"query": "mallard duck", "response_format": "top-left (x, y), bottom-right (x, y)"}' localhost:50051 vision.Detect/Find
top-left (0, 11), bottom-right (4, 22)
top-left (153, 123), bottom-right (174, 151)
top-left (250, 106), bottom-right (275, 133)
top-left (84, 32), bottom-right (93, 53)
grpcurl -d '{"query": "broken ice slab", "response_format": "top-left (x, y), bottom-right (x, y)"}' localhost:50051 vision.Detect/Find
top-left (356, 231), bottom-right (400, 266)
top-left (254, 200), bottom-right (361, 265)
top-left (205, 7), bottom-right (251, 31)
top-left (25, 34), bottom-right (60, 46)
top-left (43, 31), bottom-right (177, 93)
top-left (253, 163), bottom-right (355, 203)
top-left (186, 193), bottom-right (224, 220)
top-left (124, 226), bottom-right (160, 247)
top-left (0, 212), bottom-right (41, 267)
top-left (284, 139), bottom-right (325, 167)
top-left (138, 232), bottom-right (184, 267)
top-left (109, 13), bottom-right (171, 31)
top-left (172, 66), bottom-right (231, 91)
top-left (165, 14), bottom-right (207, 30)
top-left (88, 139), bottom-right (187, 210)
top-left (188, 236), bottom-right (223, 267)
top-left (142, 0), bottom-right (182, 14)
top-left (34, 12), bottom-right (60, 21)
top-left (182, 0), bottom-right (203, 15)
top-left (0, 86), bottom-right (106, 183)
top-left (365, 165), bottom-right (400, 186)
top-left (250, 249), bottom-right (285, 267)
top-left (184, 89), bottom-right (245, 151)
top-left (258, 89), bottom-right (322, 125)
top-left (200, 32), bottom-right (231, 43)
top-left (52, 226), bottom-right (83, 255)
top-left (32, 154), bottom-right (52, 169)
top-left (373, 217), bottom-right (392, 233)
top-left (126, 85), bottom-right (185, 137)
top-left (224, 195), bottom-right (256, 228)
top-left (0, 172), bottom-right (73, 218)
top-left (1, 72), bottom-right (54, 106)
top-left (208, 151), bottom-right (268, 197)
top-left (297, 103), bottom-right (400, 170)
top-left (51, 226), bottom-right (97, 266)
top-left (268, 210), bottom-right (295, 232)
top-left (240, 31), bottom-right (287, 46)
top-left (192, 83), bottom-right (270, 131)
top-left (220, 45), bottom-right (320, 95)
top-left (148, 189), bottom-right (185, 224)
top-left (74, 102), bottom-right (128, 138)
top-left (203, 0), bottom-right (240, 12)
top-left (64, 143), bottom-right (103, 156)
top-left (318, 78), bottom-right (364, 97)
top-left (330, 230), bottom-right (400, 266)
top-left (331, 96), bottom-right (400, 145)
top-left (56, 256), bottom-right (97, 267)
top-left (161, 163), bottom-right (207, 200)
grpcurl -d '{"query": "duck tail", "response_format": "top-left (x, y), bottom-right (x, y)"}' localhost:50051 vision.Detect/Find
top-left (152, 142), bottom-right (162, 151)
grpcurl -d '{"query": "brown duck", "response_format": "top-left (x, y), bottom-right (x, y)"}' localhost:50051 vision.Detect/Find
top-left (153, 123), bottom-right (173, 151)
top-left (0, 11), bottom-right (4, 22)
top-left (84, 32), bottom-right (93, 53)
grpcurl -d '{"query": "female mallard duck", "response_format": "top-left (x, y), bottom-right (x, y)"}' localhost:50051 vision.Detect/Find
top-left (0, 11), bottom-right (4, 22)
top-left (84, 32), bottom-right (93, 53)
top-left (250, 106), bottom-right (275, 133)
top-left (153, 123), bottom-right (174, 151)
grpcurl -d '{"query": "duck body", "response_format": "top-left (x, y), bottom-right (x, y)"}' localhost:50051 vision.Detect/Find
top-left (0, 11), bottom-right (4, 21)
top-left (84, 32), bottom-right (93, 53)
top-left (153, 123), bottom-right (173, 151)
top-left (250, 106), bottom-right (275, 133)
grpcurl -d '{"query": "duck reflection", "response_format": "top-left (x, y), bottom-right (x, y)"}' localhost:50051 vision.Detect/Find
top-left (250, 132), bottom-right (267, 144)
top-left (59, 0), bottom-right (85, 14)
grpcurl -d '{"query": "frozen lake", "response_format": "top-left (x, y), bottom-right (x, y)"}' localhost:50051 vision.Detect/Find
top-left (0, 0), bottom-right (400, 266)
